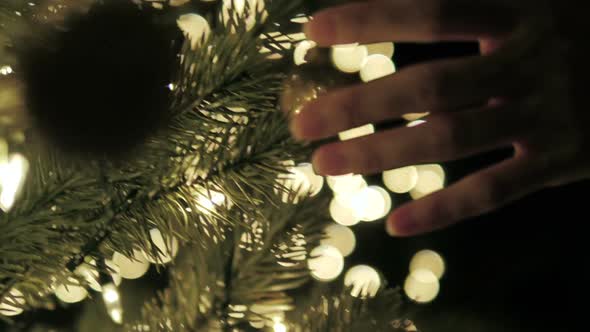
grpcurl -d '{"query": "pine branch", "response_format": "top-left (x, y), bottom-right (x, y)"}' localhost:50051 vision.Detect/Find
top-left (3, 3), bottom-right (379, 332)
top-left (294, 286), bottom-right (418, 332)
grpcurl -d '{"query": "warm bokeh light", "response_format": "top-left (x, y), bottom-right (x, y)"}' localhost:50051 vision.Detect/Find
top-left (410, 250), bottom-right (446, 279)
top-left (321, 224), bottom-right (356, 257)
top-left (291, 15), bottom-right (310, 24)
top-left (331, 44), bottom-right (368, 73)
top-left (102, 283), bottom-right (123, 324)
top-left (0, 154), bottom-right (29, 212)
top-left (338, 124), bottom-right (375, 141)
top-left (296, 163), bottom-right (324, 196)
top-left (360, 54), bottom-right (396, 82)
top-left (221, 0), bottom-right (267, 31)
top-left (275, 167), bottom-right (312, 204)
top-left (410, 164), bottom-right (445, 200)
top-left (145, 229), bottom-right (179, 264)
top-left (327, 174), bottom-right (367, 195)
top-left (383, 166), bottom-right (419, 194)
top-left (294, 40), bottom-right (316, 65)
top-left (404, 269), bottom-right (440, 303)
top-left (0, 65), bottom-right (13, 76)
top-left (308, 244), bottom-right (344, 282)
top-left (176, 13), bottom-right (210, 49)
top-left (344, 265), bottom-right (382, 298)
top-left (402, 112), bottom-right (430, 121)
top-left (0, 288), bottom-right (25, 317)
top-left (329, 197), bottom-right (360, 226)
top-left (273, 319), bottom-right (287, 332)
top-left (365, 42), bottom-right (395, 58)
top-left (75, 260), bottom-right (121, 292)
top-left (55, 278), bottom-right (88, 303)
top-left (350, 186), bottom-right (392, 222)
top-left (407, 119), bottom-right (427, 127)
top-left (195, 188), bottom-right (226, 214)
top-left (112, 250), bottom-right (150, 280)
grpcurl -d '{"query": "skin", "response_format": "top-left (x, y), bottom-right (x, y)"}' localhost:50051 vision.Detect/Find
top-left (288, 0), bottom-right (590, 236)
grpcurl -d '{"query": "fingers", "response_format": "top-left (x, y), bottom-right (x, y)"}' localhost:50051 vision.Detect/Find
top-left (385, 154), bottom-right (544, 236)
top-left (311, 103), bottom-right (527, 175)
top-left (305, 0), bottom-right (515, 46)
top-left (291, 54), bottom-right (513, 141)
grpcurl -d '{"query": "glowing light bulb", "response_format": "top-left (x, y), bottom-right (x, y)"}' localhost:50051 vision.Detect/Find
top-left (275, 167), bottom-right (311, 204)
top-left (221, 0), bottom-right (267, 31)
top-left (103, 284), bottom-right (119, 304)
top-left (177, 14), bottom-right (210, 49)
top-left (402, 112), bottom-right (429, 121)
top-left (407, 119), bottom-right (426, 127)
top-left (321, 224), bottom-right (356, 257)
top-left (383, 166), bottom-right (419, 194)
top-left (338, 124), bottom-right (375, 141)
top-left (410, 164), bottom-right (445, 200)
top-left (331, 44), bottom-right (368, 73)
top-left (102, 283), bottom-right (123, 324)
top-left (365, 42), bottom-right (395, 58)
top-left (308, 245), bottom-right (344, 282)
top-left (344, 265), bottom-right (381, 298)
top-left (112, 251), bottom-right (150, 280)
top-left (327, 174), bottom-right (366, 195)
top-left (360, 54), bottom-right (396, 82)
top-left (75, 260), bottom-right (121, 292)
top-left (273, 320), bottom-right (287, 332)
top-left (350, 186), bottom-right (392, 222)
top-left (195, 189), bottom-right (226, 214)
top-left (294, 40), bottom-right (316, 65)
top-left (295, 163), bottom-right (324, 196)
top-left (0, 288), bottom-right (25, 317)
top-left (329, 197), bottom-right (360, 226)
top-left (0, 65), bottom-right (13, 76)
top-left (55, 278), bottom-right (88, 303)
top-left (110, 308), bottom-right (123, 324)
top-left (291, 15), bottom-right (310, 24)
top-left (0, 154), bottom-right (29, 212)
top-left (410, 250), bottom-right (446, 279)
top-left (145, 229), bottom-right (179, 264)
top-left (404, 269), bottom-right (440, 303)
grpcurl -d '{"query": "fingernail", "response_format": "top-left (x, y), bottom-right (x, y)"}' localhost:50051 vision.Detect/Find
top-left (385, 219), bottom-right (398, 237)
top-left (386, 210), bottom-right (417, 237)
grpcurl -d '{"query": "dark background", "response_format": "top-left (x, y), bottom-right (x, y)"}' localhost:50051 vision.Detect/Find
top-left (350, 42), bottom-right (589, 332)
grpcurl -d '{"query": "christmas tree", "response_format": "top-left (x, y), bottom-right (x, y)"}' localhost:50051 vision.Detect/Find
top-left (0, 0), bottom-right (441, 330)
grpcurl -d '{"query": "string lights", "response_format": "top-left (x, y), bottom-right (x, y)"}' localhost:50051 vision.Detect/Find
top-left (0, 153), bottom-right (29, 212)
top-left (0, 65), bottom-right (13, 76)
top-left (360, 54), bottom-right (396, 83)
top-left (404, 250), bottom-right (446, 304)
top-left (331, 44), bottom-right (369, 73)
top-left (145, 228), bottom-right (179, 264)
top-left (308, 244), bottom-right (344, 282)
top-left (383, 166), bottom-right (419, 194)
top-left (0, 288), bottom-right (25, 317)
top-left (321, 223), bottom-right (356, 257)
top-left (176, 13), bottom-right (211, 50)
top-left (344, 265), bottom-right (382, 298)
top-left (102, 282), bottom-right (124, 324)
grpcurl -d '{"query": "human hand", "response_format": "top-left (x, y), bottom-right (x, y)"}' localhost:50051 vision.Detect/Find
top-left (288, 0), bottom-right (589, 236)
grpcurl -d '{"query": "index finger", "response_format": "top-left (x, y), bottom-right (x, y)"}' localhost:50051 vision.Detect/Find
top-left (305, 0), bottom-right (516, 46)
